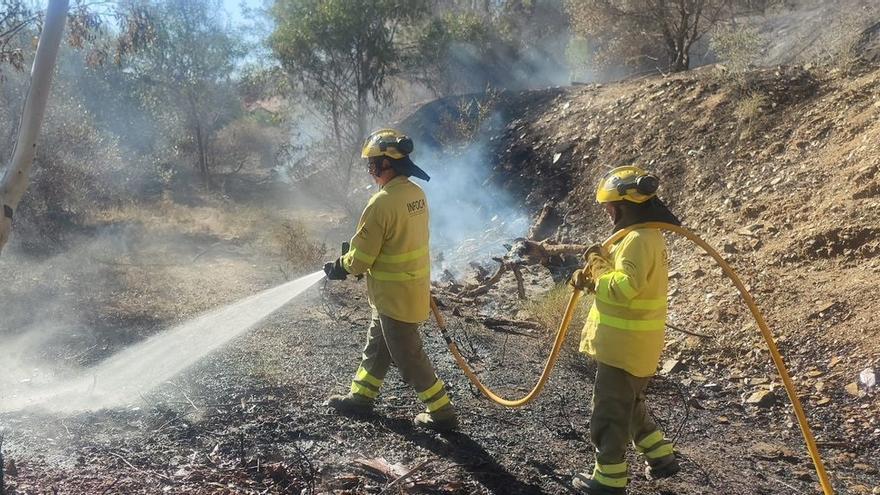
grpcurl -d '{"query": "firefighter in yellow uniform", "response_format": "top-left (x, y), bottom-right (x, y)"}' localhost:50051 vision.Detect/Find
top-left (571, 166), bottom-right (682, 495)
top-left (323, 129), bottom-right (458, 432)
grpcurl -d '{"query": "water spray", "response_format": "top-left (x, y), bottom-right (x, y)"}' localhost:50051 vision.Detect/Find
top-left (4, 271), bottom-right (325, 413)
top-left (432, 222), bottom-right (834, 494)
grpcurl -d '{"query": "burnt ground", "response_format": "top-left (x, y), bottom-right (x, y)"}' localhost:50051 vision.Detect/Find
top-left (2, 271), bottom-right (878, 494)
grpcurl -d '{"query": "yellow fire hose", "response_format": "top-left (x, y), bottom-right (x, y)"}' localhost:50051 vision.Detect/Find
top-left (431, 221), bottom-right (833, 494)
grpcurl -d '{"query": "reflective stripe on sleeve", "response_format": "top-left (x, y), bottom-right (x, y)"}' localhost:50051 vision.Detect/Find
top-left (350, 247), bottom-right (377, 264)
top-left (614, 273), bottom-right (638, 299)
top-left (595, 271), bottom-right (638, 301)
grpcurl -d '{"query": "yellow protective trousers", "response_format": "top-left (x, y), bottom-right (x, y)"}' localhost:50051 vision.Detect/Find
top-left (349, 310), bottom-right (452, 414)
top-left (590, 362), bottom-right (674, 488)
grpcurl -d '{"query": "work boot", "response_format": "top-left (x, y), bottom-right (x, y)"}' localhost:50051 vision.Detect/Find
top-left (413, 407), bottom-right (459, 432)
top-left (571, 472), bottom-right (626, 495)
top-left (644, 454), bottom-right (680, 480)
top-left (324, 393), bottom-right (374, 416)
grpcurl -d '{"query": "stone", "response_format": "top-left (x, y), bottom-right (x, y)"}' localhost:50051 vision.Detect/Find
top-left (660, 359), bottom-right (684, 375)
top-left (746, 390), bottom-right (776, 408)
top-left (845, 382), bottom-right (862, 397)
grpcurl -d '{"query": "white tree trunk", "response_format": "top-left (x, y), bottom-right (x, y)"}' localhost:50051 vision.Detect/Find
top-left (0, 0), bottom-right (69, 255)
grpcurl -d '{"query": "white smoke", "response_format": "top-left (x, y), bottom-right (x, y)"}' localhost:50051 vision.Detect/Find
top-left (415, 142), bottom-right (529, 281)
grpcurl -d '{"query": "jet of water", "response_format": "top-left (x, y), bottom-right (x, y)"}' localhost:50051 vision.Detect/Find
top-left (2, 270), bottom-right (326, 413)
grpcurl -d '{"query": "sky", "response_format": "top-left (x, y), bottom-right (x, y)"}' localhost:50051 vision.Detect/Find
top-left (221, 0), bottom-right (266, 29)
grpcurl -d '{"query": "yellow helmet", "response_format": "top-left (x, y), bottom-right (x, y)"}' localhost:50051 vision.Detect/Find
top-left (361, 129), bottom-right (414, 160)
top-left (595, 166), bottom-right (660, 204)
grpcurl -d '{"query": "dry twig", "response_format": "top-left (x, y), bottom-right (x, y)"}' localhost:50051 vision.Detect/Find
top-left (377, 459), bottom-right (432, 495)
top-left (666, 322), bottom-right (713, 339)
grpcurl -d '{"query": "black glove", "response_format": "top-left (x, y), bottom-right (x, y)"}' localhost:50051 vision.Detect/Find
top-left (323, 257), bottom-right (349, 280)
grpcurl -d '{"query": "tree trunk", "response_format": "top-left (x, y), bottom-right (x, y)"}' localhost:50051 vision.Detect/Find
top-left (188, 93), bottom-right (211, 188)
top-left (0, 0), bottom-right (69, 255)
top-left (671, 49), bottom-right (690, 72)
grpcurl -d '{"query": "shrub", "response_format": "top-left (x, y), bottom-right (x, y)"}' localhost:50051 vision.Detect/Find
top-left (273, 220), bottom-right (327, 279)
top-left (12, 89), bottom-right (144, 254)
top-left (710, 24), bottom-right (763, 88)
top-left (439, 87), bottom-right (501, 146)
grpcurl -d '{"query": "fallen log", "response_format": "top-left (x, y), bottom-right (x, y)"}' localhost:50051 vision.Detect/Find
top-left (527, 203), bottom-right (563, 242)
top-left (461, 258), bottom-right (527, 299)
top-left (513, 238), bottom-right (588, 261)
top-left (481, 316), bottom-right (543, 330)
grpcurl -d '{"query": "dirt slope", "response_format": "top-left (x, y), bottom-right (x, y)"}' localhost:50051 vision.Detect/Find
top-left (401, 61), bottom-right (880, 492)
top-left (481, 61), bottom-right (880, 386)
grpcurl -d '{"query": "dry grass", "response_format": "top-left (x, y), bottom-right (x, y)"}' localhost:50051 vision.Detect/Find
top-left (734, 92), bottom-right (768, 139)
top-left (522, 284), bottom-right (589, 336)
top-left (93, 200), bottom-right (274, 243)
top-left (272, 219), bottom-right (327, 279)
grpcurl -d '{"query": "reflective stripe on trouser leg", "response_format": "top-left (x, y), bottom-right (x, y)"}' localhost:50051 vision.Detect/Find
top-left (418, 378), bottom-right (451, 412)
top-left (378, 313), bottom-right (450, 410)
top-left (350, 366), bottom-right (384, 400)
top-left (592, 363), bottom-right (649, 466)
top-left (592, 461), bottom-right (628, 488)
top-left (635, 430), bottom-right (675, 460)
top-left (350, 311), bottom-right (391, 401)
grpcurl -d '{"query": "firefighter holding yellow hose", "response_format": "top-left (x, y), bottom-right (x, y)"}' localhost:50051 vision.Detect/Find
top-left (323, 129), bottom-right (458, 432)
top-left (570, 166), bottom-right (682, 494)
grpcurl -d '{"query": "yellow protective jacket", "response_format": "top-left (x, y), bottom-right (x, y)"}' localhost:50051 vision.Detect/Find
top-left (341, 176), bottom-right (431, 323)
top-left (579, 228), bottom-right (668, 377)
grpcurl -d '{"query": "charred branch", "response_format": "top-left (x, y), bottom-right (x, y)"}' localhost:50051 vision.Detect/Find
top-left (461, 258), bottom-right (527, 299)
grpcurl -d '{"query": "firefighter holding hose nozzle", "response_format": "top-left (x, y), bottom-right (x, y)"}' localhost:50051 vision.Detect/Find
top-left (322, 129), bottom-right (458, 432)
top-left (570, 166), bottom-right (682, 495)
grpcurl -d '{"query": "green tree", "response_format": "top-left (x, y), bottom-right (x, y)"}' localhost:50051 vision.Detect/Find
top-left (269, 0), bottom-right (428, 197)
top-left (0, 0), bottom-right (153, 78)
top-left (124, 0), bottom-right (245, 186)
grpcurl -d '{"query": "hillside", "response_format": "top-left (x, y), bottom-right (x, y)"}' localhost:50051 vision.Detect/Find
top-left (400, 61), bottom-right (880, 492)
